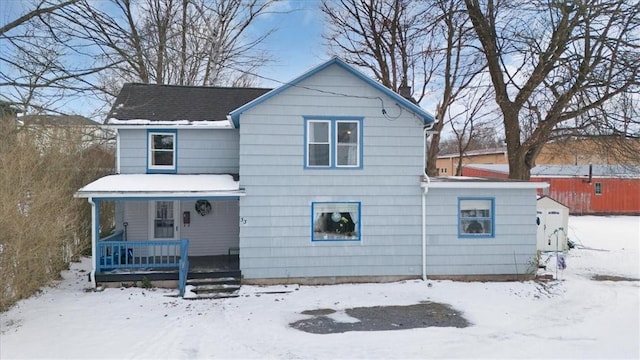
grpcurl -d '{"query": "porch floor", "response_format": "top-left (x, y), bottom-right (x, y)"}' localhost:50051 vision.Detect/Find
top-left (94, 255), bottom-right (240, 284)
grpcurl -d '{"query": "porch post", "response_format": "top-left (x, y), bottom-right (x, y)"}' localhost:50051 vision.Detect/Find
top-left (88, 198), bottom-right (100, 288)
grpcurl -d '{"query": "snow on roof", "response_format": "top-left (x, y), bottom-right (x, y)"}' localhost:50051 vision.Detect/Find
top-left (466, 164), bottom-right (640, 178)
top-left (438, 147), bottom-right (507, 158)
top-left (75, 174), bottom-right (243, 198)
top-left (106, 119), bottom-right (234, 128)
top-left (425, 176), bottom-right (548, 189)
top-left (464, 164), bottom-right (510, 173)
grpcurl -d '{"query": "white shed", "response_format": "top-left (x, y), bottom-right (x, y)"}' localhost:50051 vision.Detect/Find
top-left (536, 196), bottom-right (570, 251)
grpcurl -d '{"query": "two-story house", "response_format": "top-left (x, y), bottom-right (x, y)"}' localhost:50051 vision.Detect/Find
top-left (77, 58), bottom-right (545, 297)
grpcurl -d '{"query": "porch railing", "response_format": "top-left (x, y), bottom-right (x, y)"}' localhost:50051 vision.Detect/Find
top-left (100, 230), bottom-right (124, 242)
top-left (97, 238), bottom-right (190, 296)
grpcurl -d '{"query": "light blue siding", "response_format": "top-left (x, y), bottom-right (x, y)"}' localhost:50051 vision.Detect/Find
top-left (425, 187), bottom-right (539, 276)
top-left (180, 200), bottom-right (239, 256)
top-left (118, 128), bottom-right (239, 174)
top-left (118, 129), bottom-right (146, 174)
top-left (115, 200), bottom-right (239, 256)
top-left (239, 63), bottom-right (425, 280)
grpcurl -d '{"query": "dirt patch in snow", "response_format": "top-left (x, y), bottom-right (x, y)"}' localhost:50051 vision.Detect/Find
top-left (291, 301), bottom-right (470, 334)
top-left (591, 274), bottom-right (640, 282)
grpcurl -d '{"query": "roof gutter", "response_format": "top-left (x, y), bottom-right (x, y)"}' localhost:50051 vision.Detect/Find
top-left (74, 191), bottom-right (246, 199)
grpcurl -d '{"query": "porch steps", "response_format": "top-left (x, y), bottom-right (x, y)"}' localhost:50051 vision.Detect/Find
top-left (184, 276), bottom-right (241, 300)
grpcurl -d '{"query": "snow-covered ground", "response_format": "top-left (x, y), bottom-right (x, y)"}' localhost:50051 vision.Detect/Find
top-left (1, 216), bottom-right (638, 359)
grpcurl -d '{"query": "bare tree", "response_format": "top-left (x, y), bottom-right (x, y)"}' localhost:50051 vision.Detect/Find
top-left (321, 0), bottom-right (485, 176)
top-left (448, 84), bottom-right (497, 175)
top-left (1, 0), bottom-right (277, 116)
top-left (464, 0), bottom-right (640, 179)
top-left (576, 92), bottom-right (640, 167)
top-left (1, 0), bottom-right (106, 115)
top-left (0, 0), bottom-right (79, 36)
top-left (425, 0), bottom-right (486, 176)
top-left (55, 0), bottom-right (276, 91)
top-left (0, 122), bottom-right (114, 311)
top-left (321, 0), bottom-right (435, 100)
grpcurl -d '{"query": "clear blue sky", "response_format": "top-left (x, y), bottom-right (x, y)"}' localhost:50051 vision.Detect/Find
top-left (252, 0), bottom-right (329, 88)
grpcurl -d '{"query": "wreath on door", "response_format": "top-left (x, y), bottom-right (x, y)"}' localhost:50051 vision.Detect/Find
top-left (195, 200), bottom-right (212, 216)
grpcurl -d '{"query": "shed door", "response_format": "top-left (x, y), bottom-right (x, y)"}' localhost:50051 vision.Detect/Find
top-left (544, 210), bottom-right (564, 249)
top-left (537, 209), bottom-right (564, 251)
top-left (149, 201), bottom-right (180, 240)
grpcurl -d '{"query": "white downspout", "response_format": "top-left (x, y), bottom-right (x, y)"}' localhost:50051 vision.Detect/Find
top-left (115, 130), bottom-right (121, 174)
top-left (422, 126), bottom-right (433, 281)
top-left (88, 197), bottom-right (97, 288)
top-left (422, 182), bottom-right (429, 281)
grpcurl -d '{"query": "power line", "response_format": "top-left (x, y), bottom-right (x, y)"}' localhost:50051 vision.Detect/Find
top-left (219, 62), bottom-right (406, 121)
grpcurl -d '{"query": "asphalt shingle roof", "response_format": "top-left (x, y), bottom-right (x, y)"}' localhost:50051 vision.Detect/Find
top-left (107, 83), bottom-right (271, 123)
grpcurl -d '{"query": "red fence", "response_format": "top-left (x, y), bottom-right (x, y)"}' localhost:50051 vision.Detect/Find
top-left (462, 168), bottom-right (640, 215)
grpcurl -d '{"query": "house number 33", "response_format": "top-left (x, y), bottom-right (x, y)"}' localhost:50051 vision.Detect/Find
top-left (240, 217), bottom-right (247, 225)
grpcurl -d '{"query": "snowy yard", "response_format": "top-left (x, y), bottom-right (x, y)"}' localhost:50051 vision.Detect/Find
top-left (1, 216), bottom-right (638, 359)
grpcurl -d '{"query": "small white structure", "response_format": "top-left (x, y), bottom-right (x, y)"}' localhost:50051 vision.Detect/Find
top-left (536, 196), bottom-right (569, 251)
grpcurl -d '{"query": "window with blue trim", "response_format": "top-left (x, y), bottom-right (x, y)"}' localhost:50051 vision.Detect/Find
top-left (312, 202), bottom-right (361, 241)
top-left (148, 130), bottom-right (176, 172)
top-left (459, 198), bottom-right (494, 237)
top-left (305, 117), bottom-right (362, 168)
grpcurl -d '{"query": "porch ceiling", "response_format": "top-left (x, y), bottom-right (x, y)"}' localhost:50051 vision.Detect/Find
top-left (75, 174), bottom-right (244, 199)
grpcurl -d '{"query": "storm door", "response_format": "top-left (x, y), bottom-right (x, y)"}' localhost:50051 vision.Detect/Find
top-left (149, 201), bottom-right (180, 240)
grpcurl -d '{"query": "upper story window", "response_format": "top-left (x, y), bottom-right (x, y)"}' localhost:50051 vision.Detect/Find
top-left (304, 117), bottom-right (363, 169)
top-left (458, 198), bottom-right (495, 238)
top-left (148, 130), bottom-right (177, 173)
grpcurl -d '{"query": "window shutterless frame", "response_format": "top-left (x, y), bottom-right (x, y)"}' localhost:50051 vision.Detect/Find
top-left (458, 197), bottom-right (495, 238)
top-left (147, 129), bottom-right (177, 173)
top-left (306, 120), bottom-right (331, 167)
top-left (311, 201), bottom-right (361, 241)
top-left (303, 116), bottom-right (363, 169)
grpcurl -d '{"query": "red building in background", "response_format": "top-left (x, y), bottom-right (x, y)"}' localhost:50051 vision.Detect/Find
top-left (462, 164), bottom-right (640, 215)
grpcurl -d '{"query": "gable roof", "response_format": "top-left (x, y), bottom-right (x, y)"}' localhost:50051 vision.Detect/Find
top-left (107, 84), bottom-right (271, 124)
top-left (19, 114), bottom-right (98, 126)
top-left (229, 58), bottom-right (436, 128)
top-left (537, 195), bottom-right (569, 208)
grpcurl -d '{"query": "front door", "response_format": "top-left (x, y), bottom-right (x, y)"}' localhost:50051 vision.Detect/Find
top-left (149, 200), bottom-right (180, 240)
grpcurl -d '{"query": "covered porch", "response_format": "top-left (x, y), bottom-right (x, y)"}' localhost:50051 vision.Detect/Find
top-left (75, 174), bottom-right (244, 296)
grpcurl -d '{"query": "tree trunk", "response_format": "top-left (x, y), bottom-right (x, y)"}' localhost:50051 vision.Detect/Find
top-left (426, 120), bottom-right (444, 177)
top-left (502, 106), bottom-right (532, 180)
top-left (507, 150), bottom-right (531, 180)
